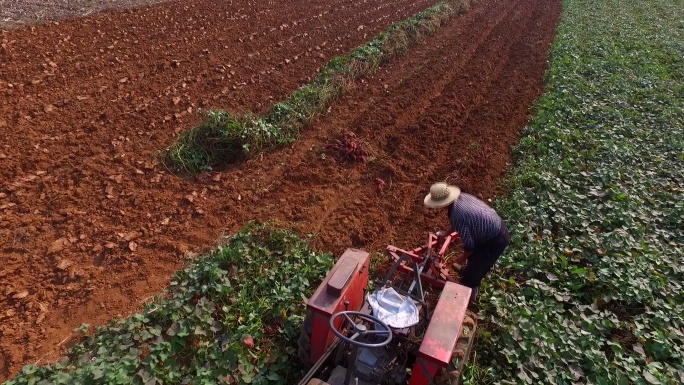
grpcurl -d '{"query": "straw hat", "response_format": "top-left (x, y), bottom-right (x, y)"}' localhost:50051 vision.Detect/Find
top-left (423, 182), bottom-right (461, 208)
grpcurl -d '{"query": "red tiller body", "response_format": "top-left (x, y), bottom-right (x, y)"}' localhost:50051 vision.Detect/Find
top-left (409, 281), bottom-right (472, 384)
top-left (305, 248), bottom-right (370, 363)
top-left (298, 236), bottom-right (478, 385)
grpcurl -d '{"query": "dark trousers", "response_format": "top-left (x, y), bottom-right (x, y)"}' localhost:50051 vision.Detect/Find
top-left (460, 222), bottom-right (510, 291)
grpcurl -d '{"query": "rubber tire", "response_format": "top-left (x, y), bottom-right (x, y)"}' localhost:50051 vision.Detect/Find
top-left (307, 380), bottom-right (329, 385)
top-left (298, 309), bottom-right (314, 367)
top-left (432, 312), bottom-right (477, 385)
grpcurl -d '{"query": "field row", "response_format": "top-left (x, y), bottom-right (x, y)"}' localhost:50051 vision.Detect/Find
top-left (479, 0), bottom-right (684, 383)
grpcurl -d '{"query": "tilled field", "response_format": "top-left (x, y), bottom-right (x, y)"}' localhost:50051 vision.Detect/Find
top-left (0, 0), bottom-right (561, 380)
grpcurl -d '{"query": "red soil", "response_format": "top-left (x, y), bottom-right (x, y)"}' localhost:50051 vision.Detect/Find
top-left (0, 0), bottom-right (562, 379)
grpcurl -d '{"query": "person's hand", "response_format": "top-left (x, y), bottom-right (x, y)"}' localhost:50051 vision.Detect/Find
top-left (455, 250), bottom-right (472, 265)
top-left (452, 253), bottom-right (469, 273)
top-left (435, 231), bottom-right (446, 244)
top-left (455, 253), bottom-right (468, 265)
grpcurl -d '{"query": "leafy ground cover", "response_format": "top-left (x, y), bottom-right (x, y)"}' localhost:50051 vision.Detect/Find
top-left (5, 223), bottom-right (333, 385)
top-left (473, 0), bottom-right (684, 383)
top-left (163, 0), bottom-right (474, 173)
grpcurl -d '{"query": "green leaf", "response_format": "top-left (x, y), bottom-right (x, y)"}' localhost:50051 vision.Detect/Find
top-left (642, 369), bottom-right (661, 384)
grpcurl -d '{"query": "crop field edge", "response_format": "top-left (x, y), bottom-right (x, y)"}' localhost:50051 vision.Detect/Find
top-left (4, 222), bottom-right (337, 384)
top-left (470, 0), bottom-right (684, 383)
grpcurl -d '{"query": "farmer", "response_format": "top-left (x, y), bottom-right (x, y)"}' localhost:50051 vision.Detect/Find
top-left (423, 182), bottom-right (510, 305)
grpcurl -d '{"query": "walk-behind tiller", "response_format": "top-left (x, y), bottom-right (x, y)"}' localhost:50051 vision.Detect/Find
top-left (297, 232), bottom-right (477, 385)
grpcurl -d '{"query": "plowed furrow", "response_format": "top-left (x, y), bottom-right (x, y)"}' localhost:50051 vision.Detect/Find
top-left (375, 0), bottom-right (548, 241)
top-left (343, 0), bottom-right (521, 146)
top-left (278, 0), bottom-right (526, 238)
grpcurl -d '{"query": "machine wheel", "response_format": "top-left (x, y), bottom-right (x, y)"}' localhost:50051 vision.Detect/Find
top-left (298, 309), bottom-right (314, 367)
top-left (306, 380), bottom-right (329, 385)
top-left (432, 311), bottom-right (478, 385)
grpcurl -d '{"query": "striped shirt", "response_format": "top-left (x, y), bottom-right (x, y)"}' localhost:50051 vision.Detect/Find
top-left (448, 193), bottom-right (503, 252)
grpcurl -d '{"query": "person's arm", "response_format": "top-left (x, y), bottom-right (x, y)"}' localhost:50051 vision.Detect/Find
top-left (448, 200), bottom-right (475, 264)
top-left (451, 223), bottom-right (474, 265)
